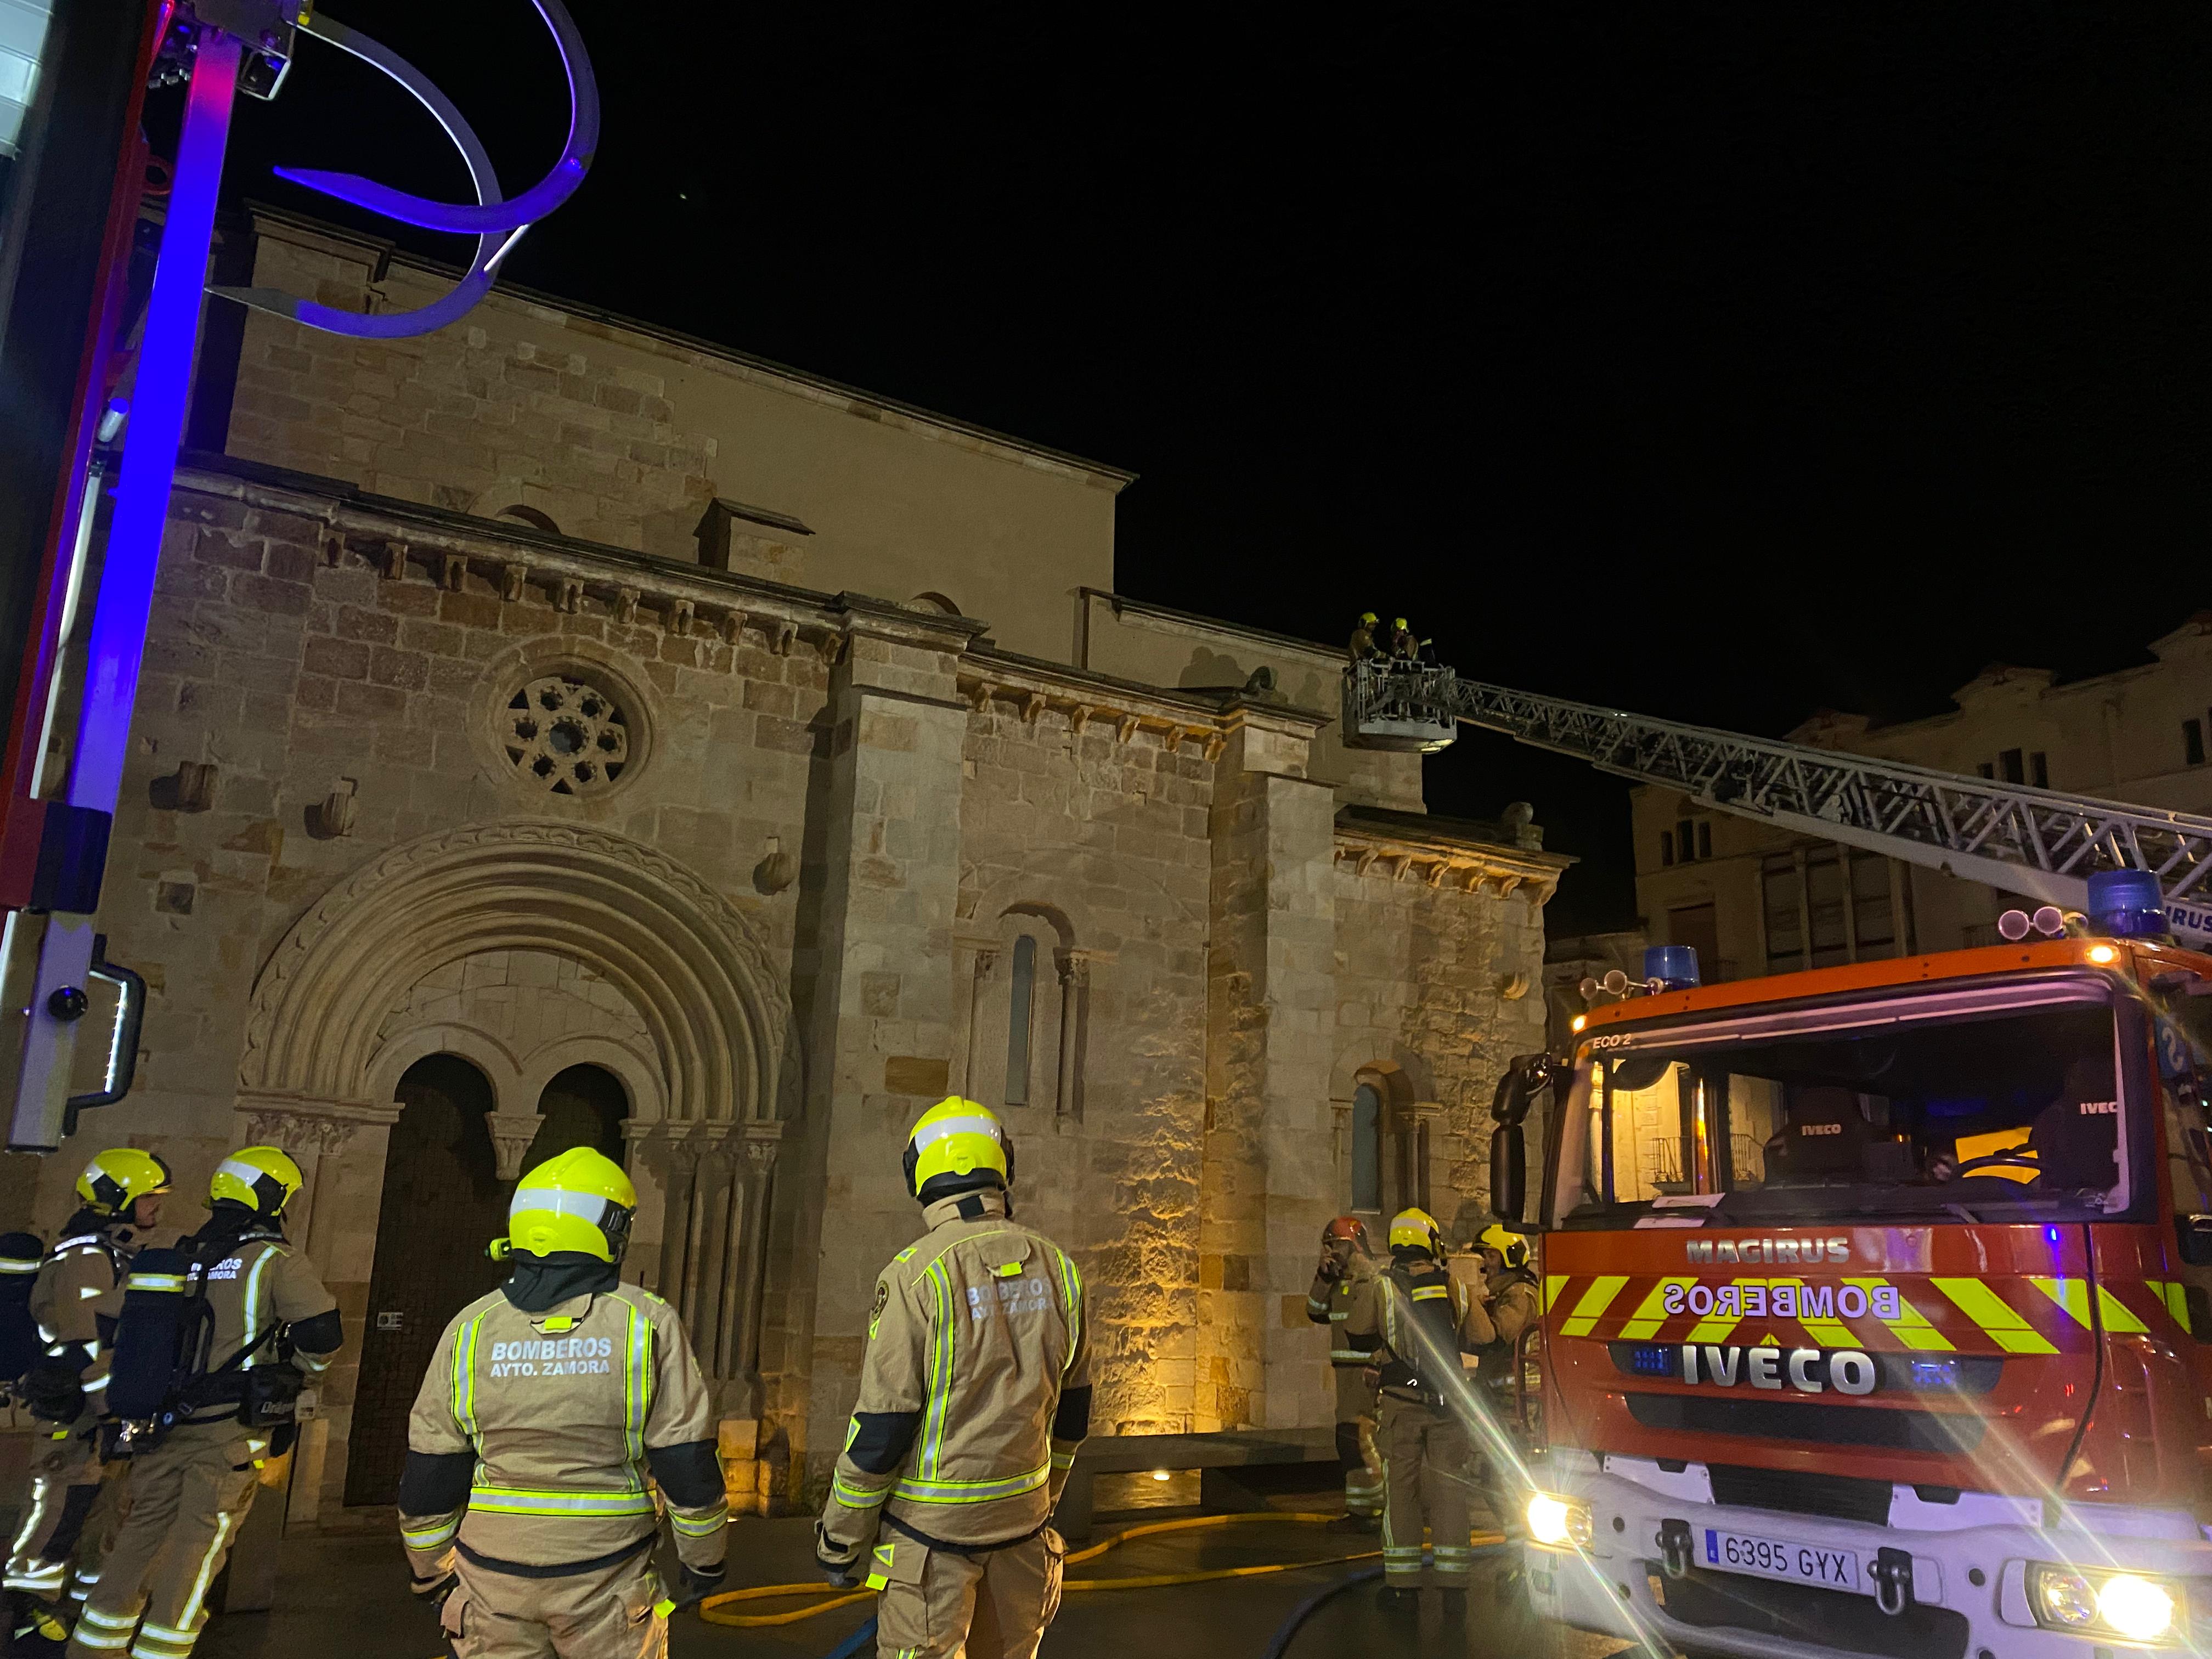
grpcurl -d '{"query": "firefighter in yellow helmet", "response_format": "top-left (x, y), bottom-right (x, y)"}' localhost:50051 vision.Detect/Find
top-left (397, 1147), bottom-right (726, 1657)
top-left (1473, 1223), bottom-right (1540, 1362)
top-left (1305, 1216), bottom-right (1382, 1529)
top-left (1348, 612), bottom-right (1380, 662)
top-left (1344, 1207), bottom-right (1491, 1622)
top-left (816, 1098), bottom-right (1091, 1659)
top-left (6, 1151), bottom-right (172, 1646)
top-left (70, 1147), bottom-right (340, 1659)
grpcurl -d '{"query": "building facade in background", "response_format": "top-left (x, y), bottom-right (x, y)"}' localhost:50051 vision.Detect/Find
top-left (1633, 618), bottom-right (2212, 980)
top-left (9, 210), bottom-right (1566, 1522)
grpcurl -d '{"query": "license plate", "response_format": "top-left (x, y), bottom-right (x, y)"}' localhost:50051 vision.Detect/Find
top-left (1703, 1528), bottom-right (1862, 1592)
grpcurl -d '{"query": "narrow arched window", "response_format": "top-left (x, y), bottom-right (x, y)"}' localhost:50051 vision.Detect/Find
top-left (1352, 1082), bottom-right (1382, 1212)
top-left (1005, 934), bottom-right (1036, 1106)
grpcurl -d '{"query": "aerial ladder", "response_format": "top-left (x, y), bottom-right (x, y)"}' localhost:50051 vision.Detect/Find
top-left (1341, 656), bottom-right (2212, 951)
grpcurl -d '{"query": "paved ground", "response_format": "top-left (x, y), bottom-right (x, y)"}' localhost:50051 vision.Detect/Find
top-left (188, 1502), bottom-right (1638, 1659)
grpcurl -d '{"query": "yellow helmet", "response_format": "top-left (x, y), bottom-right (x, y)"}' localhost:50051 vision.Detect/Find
top-left (76, 1149), bottom-right (172, 1216)
top-left (1387, 1206), bottom-right (1443, 1257)
top-left (903, 1097), bottom-right (1012, 1201)
top-left (1479, 1223), bottom-right (1530, 1271)
top-left (501, 1147), bottom-right (636, 1262)
top-left (211, 1146), bottom-right (303, 1220)
top-left (1392, 617), bottom-right (1408, 629)
top-left (1359, 611), bottom-right (1378, 625)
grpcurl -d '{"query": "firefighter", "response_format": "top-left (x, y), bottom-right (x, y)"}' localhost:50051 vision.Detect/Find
top-left (1472, 1223), bottom-right (1541, 1371)
top-left (70, 1147), bottom-right (340, 1659)
top-left (1348, 613), bottom-right (1380, 662)
top-left (5, 1152), bottom-right (172, 1650)
top-left (1388, 617), bottom-right (1419, 660)
top-left (398, 1147), bottom-right (726, 1658)
top-left (1305, 1216), bottom-right (1381, 1531)
top-left (815, 1097), bottom-right (1090, 1659)
top-left (1346, 1207), bottom-right (1489, 1620)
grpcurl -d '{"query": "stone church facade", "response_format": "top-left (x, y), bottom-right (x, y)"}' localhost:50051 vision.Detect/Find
top-left (14, 209), bottom-right (1566, 1521)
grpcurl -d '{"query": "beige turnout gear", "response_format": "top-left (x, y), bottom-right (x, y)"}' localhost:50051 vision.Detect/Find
top-left (1306, 1255), bottom-right (1381, 1519)
top-left (69, 1227), bottom-right (338, 1659)
top-left (868, 1527), bottom-right (1064, 1659)
top-left (398, 1283), bottom-right (726, 1659)
top-left (820, 1188), bottom-right (1090, 1659)
top-left (1346, 1258), bottom-right (1487, 1589)
top-left (7, 1220), bottom-right (161, 1606)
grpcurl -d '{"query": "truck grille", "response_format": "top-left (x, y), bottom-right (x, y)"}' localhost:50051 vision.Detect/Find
top-left (1708, 1463), bottom-right (1892, 1526)
top-left (1627, 1392), bottom-right (1985, 1454)
top-left (1654, 1564), bottom-right (1968, 1659)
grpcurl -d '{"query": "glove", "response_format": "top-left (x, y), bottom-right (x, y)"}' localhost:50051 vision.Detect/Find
top-left (1314, 1252), bottom-right (1345, 1284)
top-left (680, 1561), bottom-right (727, 1604)
top-left (815, 1521), bottom-right (862, 1589)
top-left (409, 1570), bottom-right (456, 1611)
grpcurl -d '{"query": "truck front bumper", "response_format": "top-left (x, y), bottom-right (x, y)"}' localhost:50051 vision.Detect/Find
top-left (1525, 1459), bottom-right (2212, 1659)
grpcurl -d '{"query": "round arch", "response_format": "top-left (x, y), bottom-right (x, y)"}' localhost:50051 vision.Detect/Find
top-left (243, 821), bottom-right (791, 1124)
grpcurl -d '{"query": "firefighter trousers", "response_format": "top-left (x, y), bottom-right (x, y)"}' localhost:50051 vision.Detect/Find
top-left (1379, 1393), bottom-right (1474, 1588)
top-left (6, 1423), bottom-right (106, 1602)
top-left (869, 1526), bottom-right (1064, 1659)
top-left (1333, 1368), bottom-right (1381, 1519)
top-left (439, 1540), bottom-right (664, 1659)
top-left (66, 1421), bottom-right (261, 1659)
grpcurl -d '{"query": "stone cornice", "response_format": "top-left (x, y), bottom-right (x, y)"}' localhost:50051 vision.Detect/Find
top-left (957, 650), bottom-right (1328, 764)
top-left (1332, 819), bottom-right (1570, 902)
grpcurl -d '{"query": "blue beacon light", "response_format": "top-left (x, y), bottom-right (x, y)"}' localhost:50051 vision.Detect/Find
top-left (1644, 946), bottom-right (1701, 991)
top-left (2086, 869), bottom-right (2169, 940)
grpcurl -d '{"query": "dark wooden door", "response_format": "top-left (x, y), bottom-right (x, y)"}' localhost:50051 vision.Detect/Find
top-left (346, 1054), bottom-right (507, 1506)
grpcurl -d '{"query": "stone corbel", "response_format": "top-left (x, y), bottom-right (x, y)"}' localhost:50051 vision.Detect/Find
top-left (1202, 732), bottom-right (1226, 763)
top-left (1068, 705), bottom-right (1093, 737)
top-left (440, 554), bottom-right (467, 591)
top-left (667, 599), bottom-right (696, 637)
top-left (555, 577), bottom-right (585, 615)
top-left (500, 561), bottom-right (531, 602)
top-left (967, 681), bottom-right (996, 713)
top-left (484, 1111), bottom-right (547, 1182)
top-left (1022, 692), bottom-right (1047, 726)
top-left (614, 587), bottom-right (641, 625)
top-left (816, 631), bottom-right (847, 665)
top-left (1115, 715), bottom-right (1139, 745)
top-left (720, 610), bottom-right (747, 650)
top-left (769, 620), bottom-right (798, 656)
top-left (380, 542), bottom-right (409, 582)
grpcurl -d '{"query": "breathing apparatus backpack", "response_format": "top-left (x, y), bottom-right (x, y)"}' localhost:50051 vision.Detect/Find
top-left (0, 1231), bottom-right (48, 1401)
top-left (105, 1228), bottom-right (302, 1456)
top-left (1374, 1260), bottom-right (1464, 1402)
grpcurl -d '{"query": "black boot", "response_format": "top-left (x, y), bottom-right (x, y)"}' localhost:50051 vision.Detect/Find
top-left (1375, 1584), bottom-right (1420, 1618)
top-left (8, 1594), bottom-right (69, 1657)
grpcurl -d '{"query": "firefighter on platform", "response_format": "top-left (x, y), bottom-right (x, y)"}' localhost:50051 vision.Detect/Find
top-left (5, 1152), bottom-right (172, 1650)
top-left (1348, 613), bottom-right (1380, 662)
top-left (1345, 1207), bottom-right (1489, 1620)
top-left (1305, 1216), bottom-right (1382, 1530)
top-left (815, 1097), bottom-right (1091, 1659)
top-left (70, 1147), bottom-right (342, 1659)
top-left (397, 1147), bottom-right (727, 1658)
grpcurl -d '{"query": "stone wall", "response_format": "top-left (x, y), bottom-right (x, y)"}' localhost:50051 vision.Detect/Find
top-left (217, 213), bottom-right (1126, 663)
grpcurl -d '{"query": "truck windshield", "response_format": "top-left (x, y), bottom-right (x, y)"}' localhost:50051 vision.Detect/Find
top-left (1550, 979), bottom-right (2130, 1227)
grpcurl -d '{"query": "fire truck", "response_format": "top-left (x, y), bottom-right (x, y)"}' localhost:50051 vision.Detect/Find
top-left (1344, 657), bottom-right (2212, 1658)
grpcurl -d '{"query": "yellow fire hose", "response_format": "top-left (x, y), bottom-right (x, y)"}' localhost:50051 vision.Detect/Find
top-left (697, 1513), bottom-right (1509, 1629)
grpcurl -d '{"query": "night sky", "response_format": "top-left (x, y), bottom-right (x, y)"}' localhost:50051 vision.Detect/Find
top-left (192, 5), bottom-right (2212, 934)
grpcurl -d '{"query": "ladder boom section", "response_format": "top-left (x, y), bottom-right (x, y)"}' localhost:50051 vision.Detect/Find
top-left (1344, 661), bottom-right (2212, 933)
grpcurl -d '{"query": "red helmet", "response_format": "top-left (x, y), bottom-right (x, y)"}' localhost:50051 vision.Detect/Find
top-left (1322, 1215), bottom-right (1369, 1250)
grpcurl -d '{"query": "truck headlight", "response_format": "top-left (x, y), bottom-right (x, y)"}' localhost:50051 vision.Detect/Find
top-left (2029, 1564), bottom-right (2180, 1643)
top-left (1526, 1492), bottom-right (1593, 1549)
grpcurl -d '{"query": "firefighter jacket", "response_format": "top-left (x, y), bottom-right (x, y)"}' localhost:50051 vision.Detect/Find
top-left (1305, 1254), bottom-right (1379, 1368)
top-left (151, 1221), bottom-right (343, 1427)
top-left (1345, 1257), bottom-right (1488, 1402)
top-left (821, 1188), bottom-right (1091, 1555)
top-left (1483, 1267), bottom-right (1541, 1351)
top-left (398, 1282), bottom-right (727, 1580)
top-left (32, 1217), bottom-right (170, 1386)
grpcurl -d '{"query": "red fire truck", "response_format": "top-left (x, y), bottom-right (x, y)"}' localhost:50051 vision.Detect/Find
top-left (1499, 887), bottom-right (2212, 1659)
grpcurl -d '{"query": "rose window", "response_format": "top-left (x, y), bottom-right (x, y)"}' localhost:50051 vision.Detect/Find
top-left (503, 676), bottom-right (629, 794)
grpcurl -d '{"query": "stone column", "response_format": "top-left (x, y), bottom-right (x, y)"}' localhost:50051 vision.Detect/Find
top-left (233, 1088), bottom-right (404, 1525)
top-left (1052, 950), bottom-right (1090, 1125)
top-left (799, 614), bottom-right (970, 1481)
top-left (957, 946), bottom-right (997, 1097)
top-left (1199, 714), bottom-right (1337, 1432)
top-left (716, 1124), bottom-right (781, 1412)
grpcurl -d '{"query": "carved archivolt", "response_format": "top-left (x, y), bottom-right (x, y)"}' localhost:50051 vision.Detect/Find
top-left (241, 821), bottom-right (790, 1124)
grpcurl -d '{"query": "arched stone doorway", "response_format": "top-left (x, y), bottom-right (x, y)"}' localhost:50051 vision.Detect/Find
top-left (346, 1054), bottom-right (505, 1505)
top-left (526, 1063), bottom-right (629, 1170)
top-left (239, 821), bottom-right (795, 1515)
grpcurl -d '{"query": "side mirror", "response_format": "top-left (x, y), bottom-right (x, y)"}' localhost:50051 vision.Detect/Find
top-left (2179, 1215), bottom-right (2212, 1267)
top-left (1492, 1122), bottom-right (1526, 1224)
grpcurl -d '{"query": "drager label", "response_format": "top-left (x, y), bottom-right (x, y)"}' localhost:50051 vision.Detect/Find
top-left (1685, 1237), bottom-right (1849, 1265)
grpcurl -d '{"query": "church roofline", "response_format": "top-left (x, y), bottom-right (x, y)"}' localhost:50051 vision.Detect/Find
top-left (240, 205), bottom-right (1139, 492)
top-left (1080, 588), bottom-right (1346, 663)
top-left (1336, 804), bottom-right (1576, 873)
